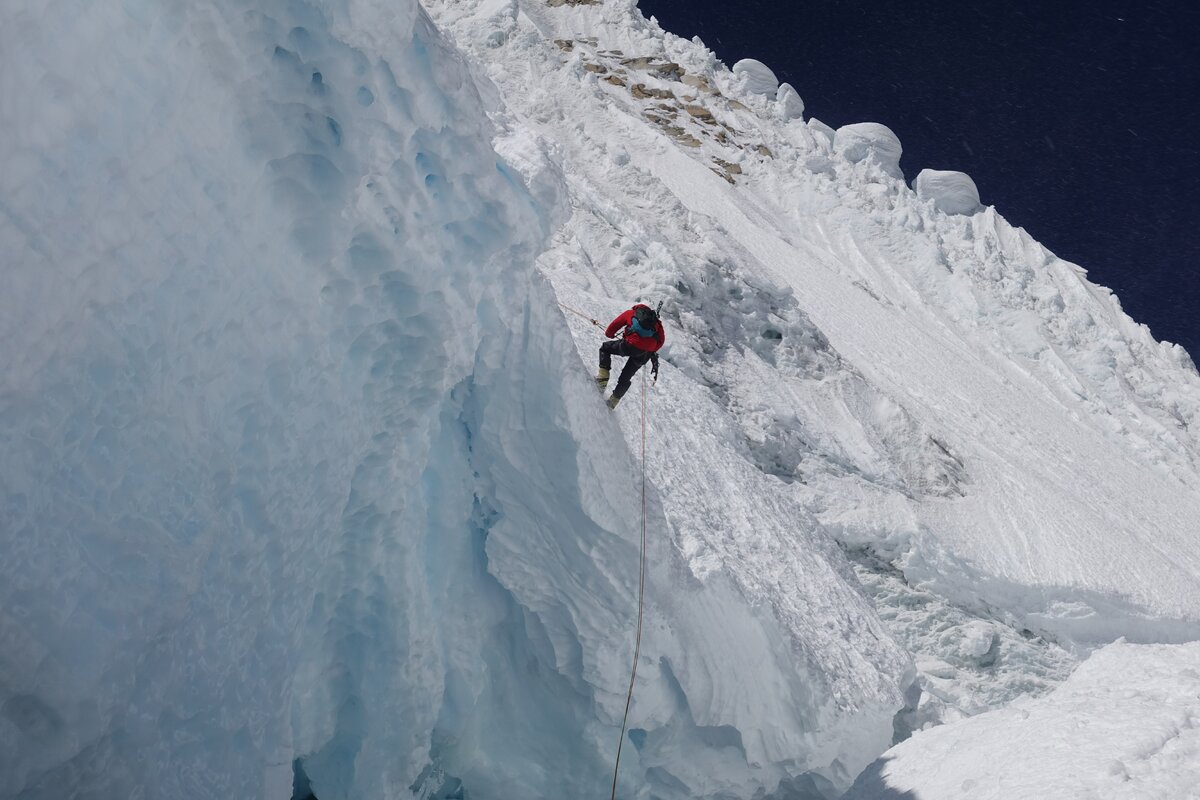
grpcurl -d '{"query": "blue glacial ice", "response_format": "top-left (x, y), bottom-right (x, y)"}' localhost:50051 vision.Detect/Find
top-left (0, 1), bottom-right (912, 799)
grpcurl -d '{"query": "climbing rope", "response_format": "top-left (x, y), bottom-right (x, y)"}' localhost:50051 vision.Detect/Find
top-left (557, 301), bottom-right (602, 328)
top-left (558, 297), bottom-right (650, 797)
top-left (610, 369), bottom-right (649, 800)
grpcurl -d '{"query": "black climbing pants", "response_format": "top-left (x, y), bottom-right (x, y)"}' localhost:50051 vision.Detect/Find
top-left (600, 340), bottom-right (652, 399)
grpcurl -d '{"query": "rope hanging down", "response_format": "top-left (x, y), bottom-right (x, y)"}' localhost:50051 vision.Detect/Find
top-left (610, 369), bottom-right (649, 800)
top-left (557, 298), bottom-right (650, 796)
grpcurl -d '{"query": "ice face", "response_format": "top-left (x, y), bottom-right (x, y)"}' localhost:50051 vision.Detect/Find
top-left (430, 0), bottom-right (1200, 789)
top-left (0, 2), bottom-right (913, 799)
top-left (0, 0), bottom-right (566, 796)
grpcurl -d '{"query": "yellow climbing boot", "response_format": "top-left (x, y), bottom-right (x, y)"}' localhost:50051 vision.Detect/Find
top-left (606, 394), bottom-right (621, 410)
top-left (595, 367), bottom-right (610, 390)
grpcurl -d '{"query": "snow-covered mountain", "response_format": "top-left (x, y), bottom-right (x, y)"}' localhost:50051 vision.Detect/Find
top-left (2, 1), bottom-right (1199, 798)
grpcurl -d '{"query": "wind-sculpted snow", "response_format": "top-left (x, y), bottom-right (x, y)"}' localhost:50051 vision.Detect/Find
top-left (913, 168), bottom-right (982, 216)
top-left (732, 58), bottom-right (779, 96)
top-left (775, 82), bottom-right (805, 122)
top-left (833, 123), bottom-right (905, 180)
top-left (1, 1), bottom-right (914, 799)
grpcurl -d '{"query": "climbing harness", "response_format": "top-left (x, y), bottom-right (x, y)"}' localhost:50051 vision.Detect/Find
top-left (610, 369), bottom-right (649, 800)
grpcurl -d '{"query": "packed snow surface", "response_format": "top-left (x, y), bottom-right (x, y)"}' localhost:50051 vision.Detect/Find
top-left (432, 0), bottom-right (1200, 636)
top-left (845, 641), bottom-right (1200, 799)
top-left (4, 0), bottom-right (1200, 798)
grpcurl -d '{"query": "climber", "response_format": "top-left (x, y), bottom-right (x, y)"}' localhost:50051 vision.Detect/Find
top-left (596, 302), bottom-right (665, 409)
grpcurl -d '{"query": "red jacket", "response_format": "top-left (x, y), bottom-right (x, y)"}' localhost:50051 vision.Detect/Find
top-left (606, 305), bottom-right (665, 352)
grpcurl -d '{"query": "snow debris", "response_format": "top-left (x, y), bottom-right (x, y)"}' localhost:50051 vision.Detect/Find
top-left (833, 121), bottom-right (905, 179)
top-left (914, 168), bottom-right (983, 215)
top-left (731, 57), bottom-right (779, 95)
top-left (847, 548), bottom-right (1076, 733)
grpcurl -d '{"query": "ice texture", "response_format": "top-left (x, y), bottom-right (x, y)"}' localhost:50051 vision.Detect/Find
top-left (0, 0), bottom-right (577, 796)
top-left (914, 168), bottom-right (983, 215)
top-left (847, 549), bottom-right (1076, 731)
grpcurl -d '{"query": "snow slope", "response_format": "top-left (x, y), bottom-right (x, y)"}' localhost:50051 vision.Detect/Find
top-left (426, 0), bottom-right (1200, 645)
top-left (845, 640), bottom-right (1200, 800)
top-left (423, 0), bottom-right (1200, 792)
top-left (1, 1), bottom-right (910, 799)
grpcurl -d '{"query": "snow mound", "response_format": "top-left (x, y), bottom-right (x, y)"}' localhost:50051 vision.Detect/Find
top-left (808, 117), bottom-right (836, 144)
top-left (732, 58), bottom-right (779, 95)
top-left (833, 122), bottom-right (904, 179)
top-left (914, 168), bottom-right (983, 215)
top-left (845, 641), bottom-right (1200, 799)
top-left (776, 81), bottom-right (804, 121)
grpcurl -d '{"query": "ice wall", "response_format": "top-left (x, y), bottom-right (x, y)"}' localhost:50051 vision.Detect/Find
top-left (0, 0), bottom-right (585, 796)
top-left (0, 2), bottom-right (912, 799)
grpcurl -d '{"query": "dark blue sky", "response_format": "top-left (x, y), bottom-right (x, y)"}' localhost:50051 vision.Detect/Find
top-left (638, 0), bottom-right (1200, 360)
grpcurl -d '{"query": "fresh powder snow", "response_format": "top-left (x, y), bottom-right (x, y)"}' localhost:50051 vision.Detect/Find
top-left (3, 0), bottom-right (1200, 799)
